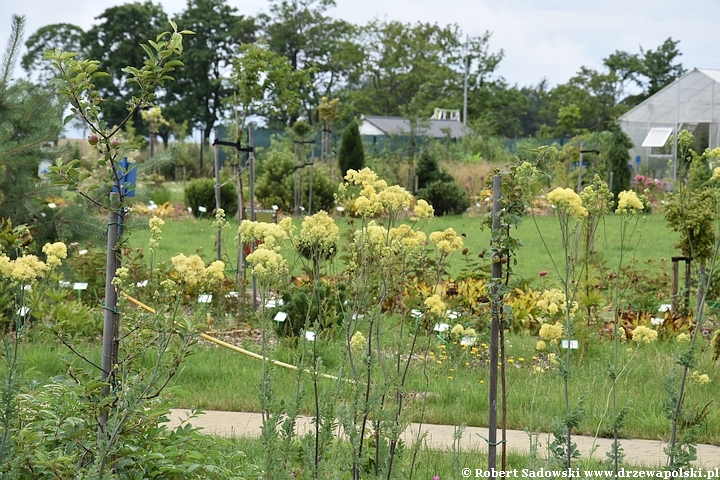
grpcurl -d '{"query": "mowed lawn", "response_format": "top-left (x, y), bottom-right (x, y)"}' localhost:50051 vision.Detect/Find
top-left (127, 212), bottom-right (679, 286)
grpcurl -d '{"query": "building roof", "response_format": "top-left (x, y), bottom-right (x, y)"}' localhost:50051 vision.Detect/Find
top-left (620, 68), bottom-right (720, 125)
top-left (359, 115), bottom-right (468, 138)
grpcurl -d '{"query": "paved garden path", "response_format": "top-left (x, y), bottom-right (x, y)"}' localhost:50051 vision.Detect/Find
top-left (168, 409), bottom-right (720, 469)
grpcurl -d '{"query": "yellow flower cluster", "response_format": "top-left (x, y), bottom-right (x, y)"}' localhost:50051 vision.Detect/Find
top-left (547, 187), bottom-right (588, 218)
top-left (111, 267), bottom-right (130, 287)
top-left (450, 323), bottom-right (476, 340)
top-left (692, 370), bottom-right (711, 385)
top-left (297, 210), bottom-right (340, 254)
top-left (424, 294), bottom-right (446, 316)
top-left (536, 340), bottom-right (546, 351)
top-left (170, 254), bottom-right (226, 286)
top-left (712, 167), bottom-right (720, 182)
top-left (377, 184), bottom-right (413, 212)
top-left (149, 216), bottom-right (165, 236)
top-left (149, 216), bottom-right (165, 251)
top-left (239, 218), bottom-right (294, 251)
top-left (615, 190), bottom-right (645, 215)
top-left (0, 254), bottom-right (49, 282)
top-left (631, 325), bottom-right (658, 344)
top-left (388, 224), bottom-right (427, 252)
top-left (676, 333), bottom-right (691, 343)
top-left (429, 228), bottom-right (463, 254)
top-left (539, 322), bottom-right (564, 342)
top-left (536, 288), bottom-right (577, 319)
top-left (350, 331), bottom-right (366, 354)
top-left (412, 199), bottom-right (434, 220)
top-left (338, 168), bottom-right (417, 217)
top-left (579, 176), bottom-right (612, 216)
top-left (246, 247), bottom-right (288, 283)
top-left (206, 260), bottom-right (225, 282)
top-left (42, 242), bottom-right (67, 268)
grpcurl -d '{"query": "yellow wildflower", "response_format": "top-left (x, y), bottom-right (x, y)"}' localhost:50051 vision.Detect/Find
top-left (429, 228), bottom-right (463, 254)
top-left (245, 246), bottom-right (288, 283)
top-left (149, 216), bottom-right (165, 235)
top-left (676, 333), bottom-right (691, 343)
top-left (0, 255), bottom-right (12, 278)
top-left (450, 324), bottom-right (464, 338)
top-left (171, 254), bottom-right (207, 286)
top-left (631, 325), bottom-right (658, 344)
top-left (8, 255), bottom-right (49, 282)
top-left (692, 370), bottom-right (711, 385)
top-left (42, 242), bottom-right (67, 267)
top-left (239, 220), bottom-right (291, 251)
top-left (206, 260), bottom-right (225, 282)
top-left (377, 185), bottom-right (413, 212)
top-left (547, 187), bottom-right (587, 218)
top-left (413, 199), bottom-right (434, 220)
top-left (712, 167), bottom-right (720, 182)
top-left (536, 340), bottom-right (546, 351)
top-left (350, 331), bottom-right (366, 355)
top-left (424, 294), bottom-right (446, 316)
top-left (536, 288), bottom-right (578, 319)
top-left (295, 210), bottom-right (340, 258)
top-left (615, 190), bottom-right (645, 215)
top-left (539, 322), bottom-right (564, 342)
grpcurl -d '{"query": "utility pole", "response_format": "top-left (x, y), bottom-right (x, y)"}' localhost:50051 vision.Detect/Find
top-left (463, 35), bottom-right (470, 126)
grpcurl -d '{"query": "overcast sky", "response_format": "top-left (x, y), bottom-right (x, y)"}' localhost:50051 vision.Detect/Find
top-left (2, 0), bottom-right (719, 88)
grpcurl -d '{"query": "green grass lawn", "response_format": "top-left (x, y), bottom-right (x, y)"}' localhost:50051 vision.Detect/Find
top-left (126, 212), bottom-right (679, 287)
top-left (19, 321), bottom-right (720, 445)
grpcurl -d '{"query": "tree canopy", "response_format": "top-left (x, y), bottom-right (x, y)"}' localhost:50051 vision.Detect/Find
top-left (18, 0), bottom-right (687, 142)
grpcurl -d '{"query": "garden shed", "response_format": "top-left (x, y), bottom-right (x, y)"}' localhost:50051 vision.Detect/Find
top-left (619, 68), bottom-right (720, 179)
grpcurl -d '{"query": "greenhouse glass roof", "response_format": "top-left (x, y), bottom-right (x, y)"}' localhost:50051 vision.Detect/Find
top-left (620, 68), bottom-right (720, 125)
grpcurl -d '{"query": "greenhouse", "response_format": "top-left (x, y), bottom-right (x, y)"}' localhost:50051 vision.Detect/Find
top-left (619, 68), bottom-right (720, 179)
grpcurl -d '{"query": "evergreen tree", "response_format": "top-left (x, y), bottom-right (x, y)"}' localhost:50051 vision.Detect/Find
top-left (0, 15), bottom-right (92, 250)
top-left (416, 148), bottom-right (453, 190)
top-left (338, 120), bottom-right (364, 176)
top-left (607, 123), bottom-right (633, 202)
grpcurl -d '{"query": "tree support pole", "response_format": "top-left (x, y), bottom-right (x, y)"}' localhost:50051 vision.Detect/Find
top-left (99, 197), bottom-right (120, 442)
top-left (488, 175), bottom-right (502, 478)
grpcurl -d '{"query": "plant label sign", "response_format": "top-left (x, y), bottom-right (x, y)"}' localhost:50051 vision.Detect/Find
top-left (274, 311), bottom-right (288, 322)
top-left (198, 294), bottom-right (213, 303)
top-left (460, 336), bottom-right (476, 346)
top-left (433, 322), bottom-right (449, 333)
top-left (561, 339), bottom-right (579, 349)
top-left (73, 282), bottom-right (88, 290)
top-left (305, 330), bottom-right (316, 341)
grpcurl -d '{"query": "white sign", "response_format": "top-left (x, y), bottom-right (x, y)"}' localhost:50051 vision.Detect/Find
top-left (304, 330), bottom-right (316, 341)
top-left (225, 291), bottom-right (239, 298)
top-left (198, 294), bottom-right (213, 303)
top-left (651, 317), bottom-right (664, 326)
top-left (73, 282), bottom-right (88, 290)
top-left (433, 322), bottom-right (449, 333)
top-left (198, 206), bottom-right (207, 213)
top-left (274, 311), bottom-right (288, 322)
top-left (561, 339), bottom-right (579, 349)
top-left (136, 280), bottom-right (148, 287)
top-left (658, 304), bottom-right (672, 313)
top-left (265, 298), bottom-right (284, 308)
top-left (460, 336), bottom-right (477, 346)
top-left (59, 281), bottom-right (71, 288)
top-left (410, 309), bottom-right (423, 318)
top-left (351, 313), bottom-right (364, 320)
top-left (17, 306), bottom-right (30, 317)
top-left (447, 310), bottom-right (460, 320)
